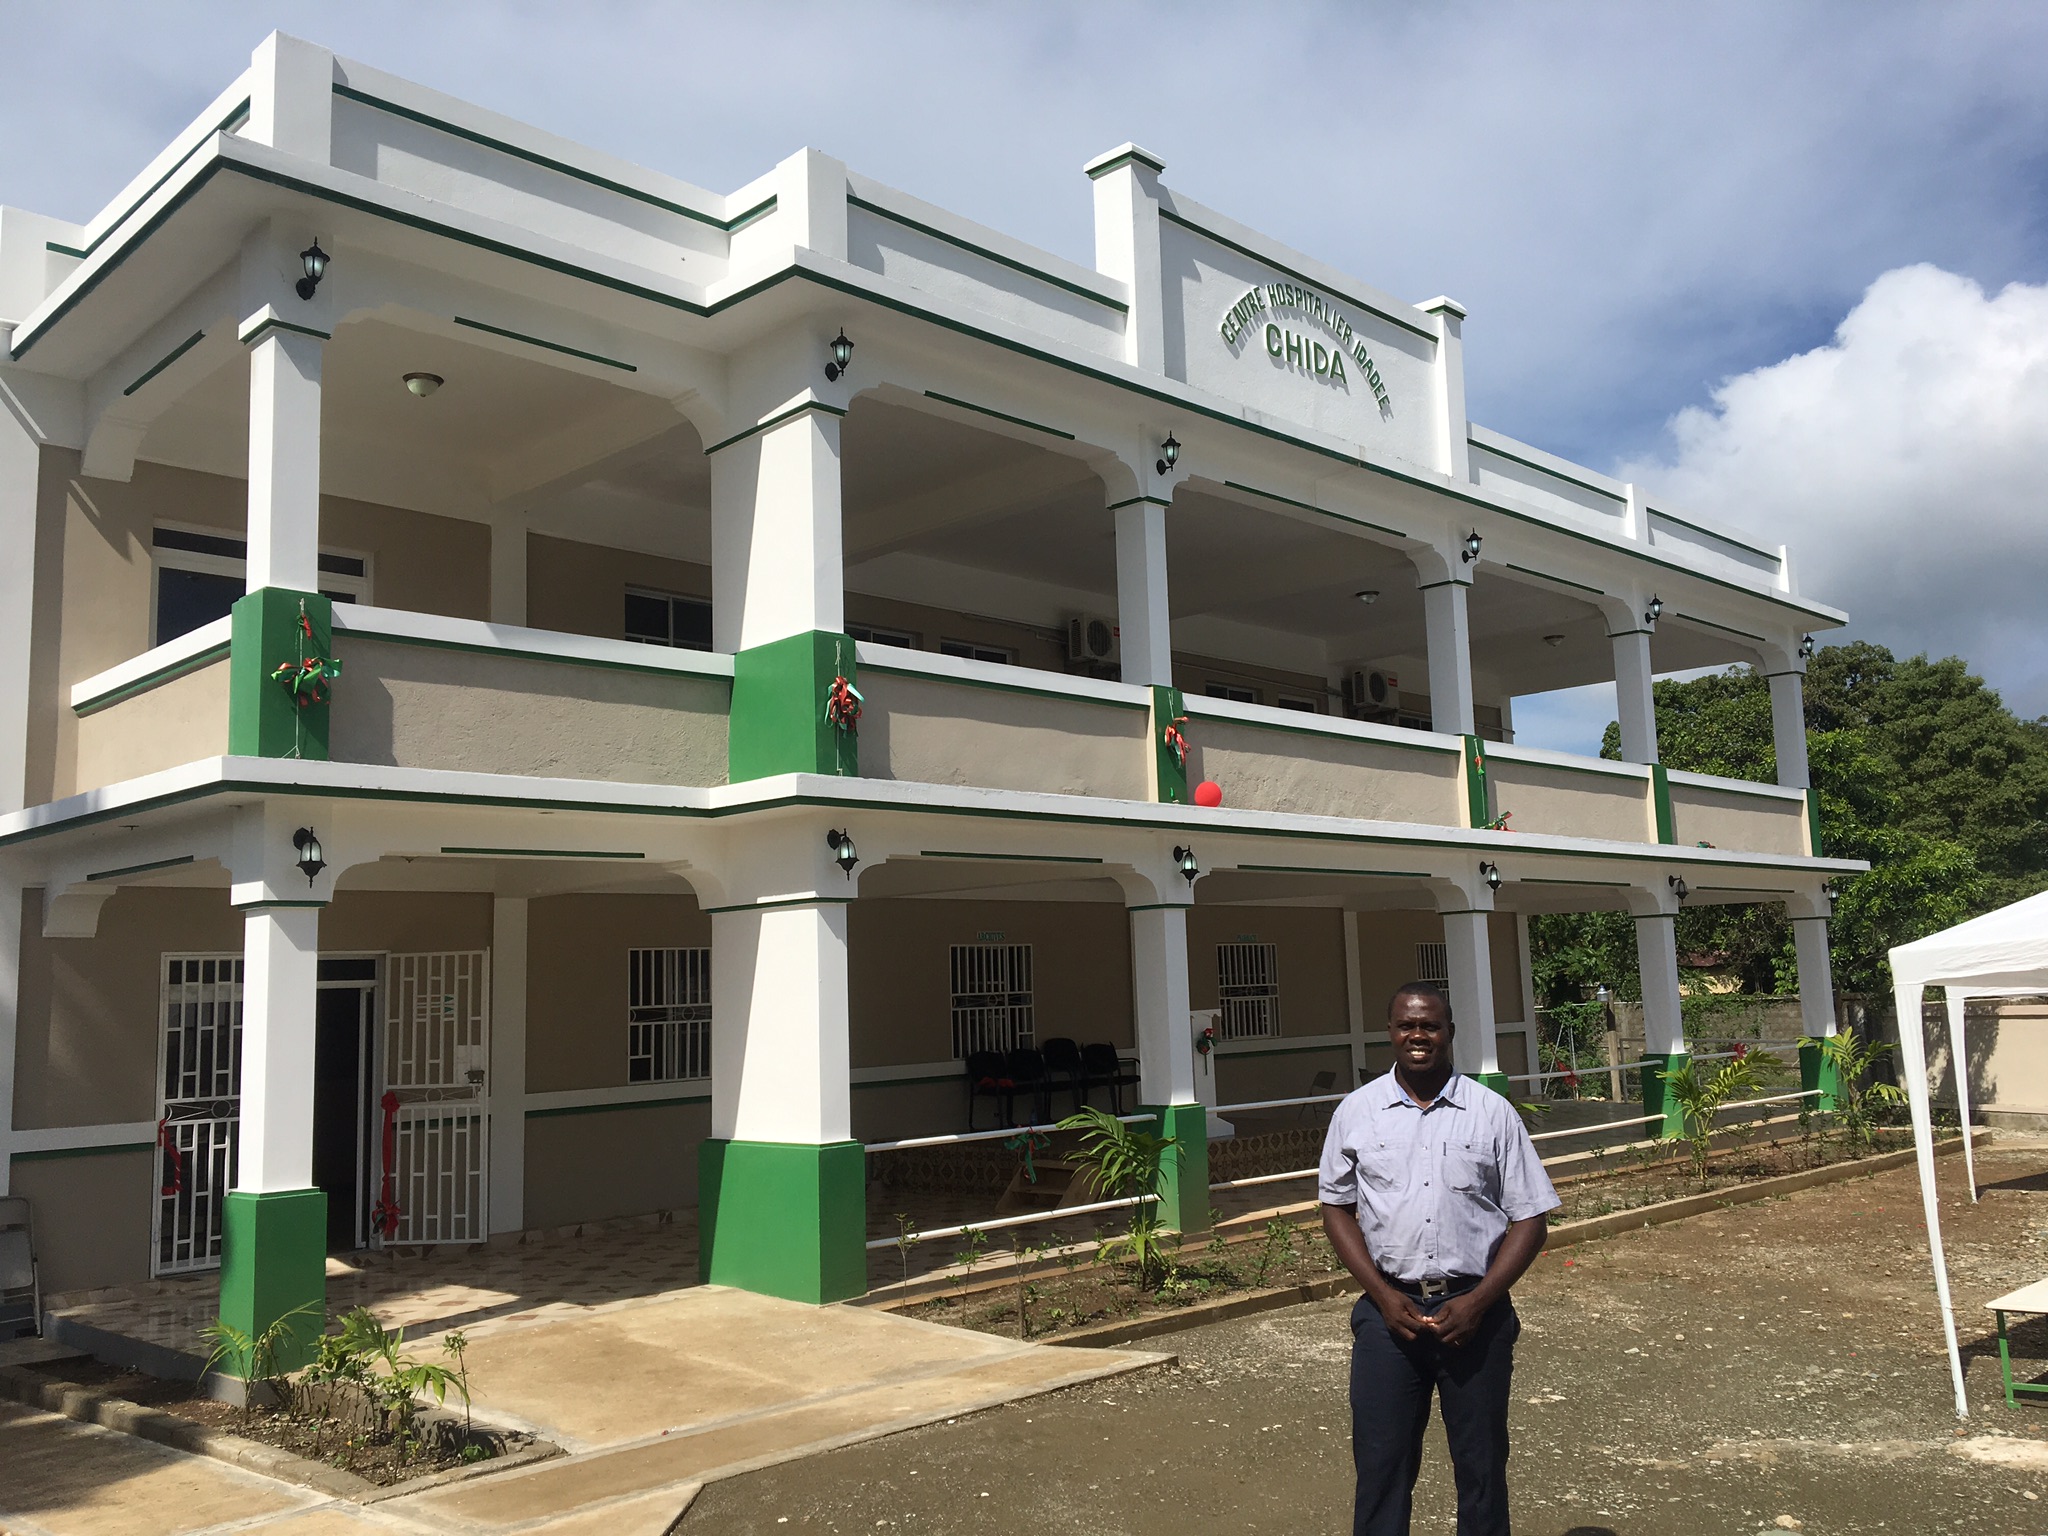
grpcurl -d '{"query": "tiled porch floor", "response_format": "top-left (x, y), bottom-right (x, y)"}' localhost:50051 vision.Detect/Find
top-left (45, 1169), bottom-right (1325, 1367)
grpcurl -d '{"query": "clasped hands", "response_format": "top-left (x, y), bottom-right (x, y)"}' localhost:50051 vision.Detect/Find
top-left (1376, 1287), bottom-right (1487, 1347)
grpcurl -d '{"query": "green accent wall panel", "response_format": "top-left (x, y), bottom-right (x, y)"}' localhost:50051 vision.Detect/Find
top-left (1800, 1037), bottom-right (1844, 1112)
top-left (729, 631), bottom-right (859, 781)
top-left (1142, 1102), bottom-right (1210, 1233)
top-left (1651, 764), bottom-right (1676, 844)
top-left (1638, 1053), bottom-right (1690, 1139)
top-left (217, 1188), bottom-right (327, 1374)
top-left (1805, 790), bottom-right (1825, 857)
top-left (1153, 686), bottom-right (1189, 804)
top-left (1463, 735), bottom-right (1490, 829)
top-left (229, 588), bottom-right (333, 760)
top-left (697, 1138), bottom-right (867, 1302)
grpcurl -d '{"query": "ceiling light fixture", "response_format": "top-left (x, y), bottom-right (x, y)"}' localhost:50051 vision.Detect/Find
top-left (1543, 634), bottom-right (1565, 647)
top-left (1354, 589), bottom-right (1381, 605)
top-left (403, 372), bottom-right (444, 398)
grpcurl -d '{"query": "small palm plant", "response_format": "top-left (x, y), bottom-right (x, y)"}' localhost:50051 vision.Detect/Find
top-left (1058, 1106), bottom-right (1178, 1290)
top-left (332, 1306), bottom-right (469, 1451)
top-left (197, 1305), bottom-right (318, 1428)
top-left (1815, 1031), bottom-right (1907, 1149)
top-left (1658, 1050), bottom-right (1781, 1180)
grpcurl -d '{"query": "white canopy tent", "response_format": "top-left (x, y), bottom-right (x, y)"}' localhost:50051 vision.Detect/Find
top-left (1889, 889), bottom-right (2048, 1417)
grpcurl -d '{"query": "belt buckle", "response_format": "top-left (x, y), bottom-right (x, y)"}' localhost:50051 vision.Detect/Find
top-left (1417, 1277), bottom-right (1450, 1299)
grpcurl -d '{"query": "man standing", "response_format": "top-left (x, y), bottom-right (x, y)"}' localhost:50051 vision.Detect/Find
top-left (1319, 981), bottom-right (1559, 1535)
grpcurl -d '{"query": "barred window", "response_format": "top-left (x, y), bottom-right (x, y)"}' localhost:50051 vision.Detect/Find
top-left (1217, 942), bottom-right (1281, 1040)
top-left (1415, 943), bottom-right (1451, 1010)
top-left (949, 944), bottom-right (1033, 1058)
top-left (628, 948), bottom-right (711, 1083)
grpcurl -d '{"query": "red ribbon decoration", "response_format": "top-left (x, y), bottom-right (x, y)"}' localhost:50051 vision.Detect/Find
top-left (1162, 714), bottom-right (1190, 769)
top-left (825, 674), bottom-right (863, 733)
top-left (156, 1117), bottom-right (183, 1197)
top-left (370, 1090), bottom-right (402, 1239)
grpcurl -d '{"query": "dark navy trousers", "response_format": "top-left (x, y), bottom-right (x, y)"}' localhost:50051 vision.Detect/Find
top-left (1348, 1291), bottom-right (1518, 1535)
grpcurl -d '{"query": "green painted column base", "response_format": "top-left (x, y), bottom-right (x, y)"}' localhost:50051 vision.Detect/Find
top-left (229, 588), bottom-right (334, 760)
top-left (698, 1138), bottom-right (866, 1303)
top-left (1800, 1038), bottom-right (1844, 1113)
top-left (1141, 1103), bottom-right (1210, 1234)
top-left (1638, 1054), bottom-right (1690, 1139)
top-left (1473, 1071), bottom-right (1511, 1099)
top-left (218, 1188), bottom-right (327, 1375)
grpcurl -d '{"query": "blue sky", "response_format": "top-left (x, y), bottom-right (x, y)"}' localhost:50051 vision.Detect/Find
top-left (6, 3), bottom-right (2047, 743)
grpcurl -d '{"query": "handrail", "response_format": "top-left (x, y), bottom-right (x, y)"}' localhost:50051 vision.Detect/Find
top-left (863, 1194), bottom-right (1156, 1249)
top-left (1527, 1114), bottom-right (1660, 1143)
top-left (1211, 1091), bottom-right (1349, 1115)
top-left (865, 1112), bottom-right (1147, 1155)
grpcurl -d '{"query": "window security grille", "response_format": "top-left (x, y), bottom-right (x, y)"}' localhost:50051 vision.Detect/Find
top-left (155, 955), bottom-right (244, 1276)
top-left (1415, 943), bottom-right (1452, 1009)
top-left (949, 944), bottom-right (1033, 1058)
top-left (1217, 942), bottom-right (1282, 1040)
top-left (628, 948), bottom-right (712, 1082)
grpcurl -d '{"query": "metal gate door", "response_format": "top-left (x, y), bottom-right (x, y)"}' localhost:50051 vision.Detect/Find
top-left (153, 955), bottom-right (243, 1275)
top-left (378, 952), bottom-right (489, 1245)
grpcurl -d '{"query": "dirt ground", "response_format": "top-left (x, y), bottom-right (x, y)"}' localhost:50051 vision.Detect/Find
top-left (686, 1138), bottom-right (2048, 1534)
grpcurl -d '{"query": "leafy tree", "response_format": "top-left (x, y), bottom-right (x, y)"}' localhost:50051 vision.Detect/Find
top-left (1532, 642), bottom-right (2039, 1002)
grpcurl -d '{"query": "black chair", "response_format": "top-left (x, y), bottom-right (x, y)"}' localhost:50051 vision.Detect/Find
top-left (965, 1050), bottom-right (1014, 1130)
top-left (0, 1196), bottom-right (39, 1341)
top-left (1006, 1047), bottom-right (1054, 1127)
top-left (1041, 1037), bottom-right (1087, 1116)
top-left (1082, 1042), bottom-right (1139, 1115)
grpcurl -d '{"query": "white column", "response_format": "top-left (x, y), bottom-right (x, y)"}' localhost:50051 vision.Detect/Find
top-left (1115, 499), bottom-right (1173, 688)
top-left (1342, 911), bottom-right (1369, 1085)
top-left (1419, 297), bottom-right (1470, 482)
top-left (1612, 628), bottom-right (1658, 764)
top-left (489, 518), bottom-right (528, 627)
top-left (0, 876), bottom-right (19, 1195)
top-left (243, 325), bottom-right (324, 593)
top-left (1421, 580), bottom-right (1476, 736)
top-left (1769, 670), bottom-right (1810, 788)
top-left (1635, 913), bottom-right (1686, 1057)
top-left (710, 408), bottom-right (843, 653)
top-left (237, 905), bottom-right (321, 1193)
top-left (710, 901), bottom-right (851, 1143)
top-left (1792, 915), bottom-right (1837, 1039)
top-left (0, 405), bottom-right (37, 814)
top-left (488, 897), bottom-right (528, 1234)
top-left (1086, 144), bottom-right (1166, 373)
top-left (1130, 904), bottom-right (1196, 1106)
top-left (1440, 909), bottom-right (1498, 1076)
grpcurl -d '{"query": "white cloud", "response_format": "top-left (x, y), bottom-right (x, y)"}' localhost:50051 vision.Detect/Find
top-left (1621, 265), bottom-right (2048, 716)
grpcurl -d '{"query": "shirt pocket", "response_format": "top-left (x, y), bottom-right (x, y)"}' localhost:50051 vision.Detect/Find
top-left (1445, 1143), bottom-right (1501, 1202)
top-left (1358, 1136), bottom-right (1413, 1192)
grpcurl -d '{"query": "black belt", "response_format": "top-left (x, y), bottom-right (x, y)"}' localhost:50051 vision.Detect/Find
top-left (1381, 1272), bottom-right (1482, 1300)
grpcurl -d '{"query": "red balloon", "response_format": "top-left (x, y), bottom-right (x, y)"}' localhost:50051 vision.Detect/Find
top-left (1194, 780), bottom-right (1223, 808)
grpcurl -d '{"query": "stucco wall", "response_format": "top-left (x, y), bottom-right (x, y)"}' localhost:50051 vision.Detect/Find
top-left (1669, 781), bottom-right (1808, 857)
top-left (857, 671), bottom-right (1148, 799)
top-left (526, 893), bottom-right (711, 1096)
top-left (522, 1102), bottom-right (709, 1227)
top-left (1214, 1044), bottom-right (1353, 1105)
top-left (68, 660), bottom-right (230, 797)
top-left (1187, 906), bottom-right (1348, 1038)
top-left (1488, 760), bottom-right (1648, 843)
top-left (525, 535), bottom-right (710, 640)
top-left (25, 452), bottom-right (490, 807)
top-left (8, 1150), bottom-right (155, 1293)
top-left (1187, 722), bottom-right (1461, 823)
top-left (329, 638), bottom-right (729, 785)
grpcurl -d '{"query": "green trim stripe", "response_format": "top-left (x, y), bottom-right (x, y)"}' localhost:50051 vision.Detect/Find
top-left (526, 1093), bottom-right (709, 1120)
top-left (233, 899), bottom-right (328, 910)
top-left (438, 846), bottom-right (644, 859)
top-left (87, 854), bottom-right (194, 883)
top-left (1469, 439), bottom-right (1627, 504)
top-left (1222, 480), bottom-right (1405, 539)
top-left (12, 1142), bottom-right (155, 1163)
top-left (849, 194), bottom-right (1126, 312)
top-left (1647, 506), bottom-right (1782, 564)
top-left (1084, 147), bottom-right (1166, 180)
top-left (922, 390), bottom-right (1074, 440)
top-left (73, 641), bottom-right (231, 716)
top-left (704, 894), bottom-right (858, 915)
top-left (123, 330), bottom-right (205, 397)
top-left (861, 661), bottom-right (1148, 712)
top-left (918, 850), bottom-right (1104, 863)
top-left (1184, 702), bottom-right (1460, 757)
top-left (1673, 610), bottom-right (1768, 645)
top-left (704, 399), bottom-right (847, 455)
top-left (1236, 863), bottom-right (1430, 879)
top-left (1505, 562), bottom-right (1603, 597)
top-left (333, 83), bottom-right (763, 231)
top-left (454, 315), bottom-right (635, 371)
top-left (1106, 495), bottom-right (1171, 511)
top-left (44, 97), bottom-right (250, 262)
top-left (1158, 208), bottom-right (1437, 343)
top-left (239, 317), bottom-right (331, 347)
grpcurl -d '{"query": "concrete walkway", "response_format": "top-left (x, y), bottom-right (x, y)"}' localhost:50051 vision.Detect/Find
top-left (0, 1286), bottom-right (1167, 1536)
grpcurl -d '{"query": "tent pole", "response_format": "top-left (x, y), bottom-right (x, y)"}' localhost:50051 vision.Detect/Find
top-left (1944, 989), bottom-right (1978, 1201)
top-left (1896, 980), bottom-right (1969, 1417)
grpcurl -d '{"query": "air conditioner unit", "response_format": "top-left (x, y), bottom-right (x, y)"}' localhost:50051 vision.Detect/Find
top-left (1068, 616), bottom-right (1120, 666)
top-left (1343, 668), bottom-right (1397, 719)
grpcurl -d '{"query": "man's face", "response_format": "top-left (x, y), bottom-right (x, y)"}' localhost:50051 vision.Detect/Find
top-left (1388, 992), bottom-right (1454, 1075)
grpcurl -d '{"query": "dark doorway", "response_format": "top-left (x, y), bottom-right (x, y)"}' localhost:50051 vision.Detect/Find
top-left (312, 982), bottom-right (374, 1252)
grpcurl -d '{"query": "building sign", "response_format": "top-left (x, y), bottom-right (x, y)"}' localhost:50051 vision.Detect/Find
top-left (1218, 282), bottom-right (1392, 413)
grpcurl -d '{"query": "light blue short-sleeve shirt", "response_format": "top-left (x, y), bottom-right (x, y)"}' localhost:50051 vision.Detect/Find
top-left (1318, 1070), bottom-right (1559, 1283)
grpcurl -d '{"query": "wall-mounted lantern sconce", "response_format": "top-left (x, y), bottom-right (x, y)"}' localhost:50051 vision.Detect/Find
top-left (825, 828), bottom-right (859, 878)
top-left (1644, 595), bottom-right (1664, 626)
top-left (1820, 880), bottom-right (1837, 902)
top-left (1461, 530), bottom-right (1482, 563)
top-left (1156, 432), bottom-right (1181, 476)
top-left (293, 827), bottom-right (326, 885)
top-left (296, 240), bottom-right (329, 300)
top-left (1799, 634), bottom-right (1816, 660)
top-left (1668, 874), bottom-right (1689, 902)
top-left (824, 329), bottom-right (854, 382)
top-left (1480, 860), bottom-right (1502, 892)
top-left (403, 372), bottom-right (443, 398)
top-left (1172, 844), bottom-right (1200, 885)
top-left (1354, 589), bottom-right (1380, 605)
top-left (1594, 982), bottom-right (1612, 1005)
